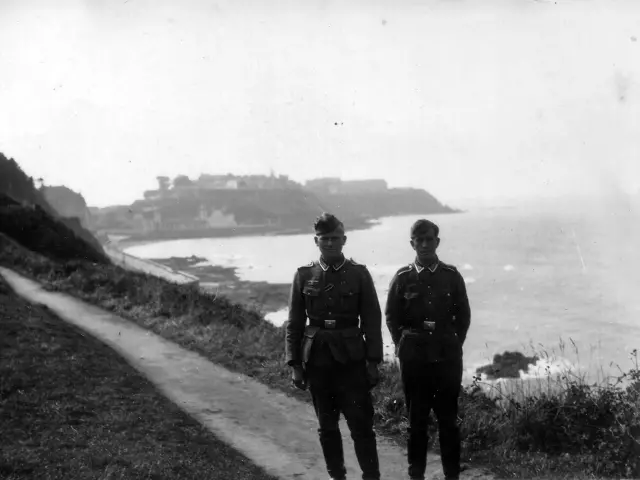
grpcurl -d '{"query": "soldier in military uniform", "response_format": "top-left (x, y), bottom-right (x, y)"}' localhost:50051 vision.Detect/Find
top-left (385, 219), bottom-right (471, 480)
top-left (285, 212), bottom-right (383, 480)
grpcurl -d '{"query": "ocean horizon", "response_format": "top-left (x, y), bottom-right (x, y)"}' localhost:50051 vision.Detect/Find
top-left (124, 197), bottom-right (640, 385)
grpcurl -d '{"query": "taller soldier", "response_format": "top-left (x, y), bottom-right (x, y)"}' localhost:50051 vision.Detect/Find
top-left (285, 213), bottom-right (383, 480)
top-left (385, 219), bottom-right (471, 480)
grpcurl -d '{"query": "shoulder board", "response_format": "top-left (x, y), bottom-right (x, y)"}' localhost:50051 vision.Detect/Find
top-left (349, 257), bottom-right (366, 267)
top-left (397, 264), bottom-right (414, 276)
top-left (299, 261), bottom-right (315, 269)
top-left (441, 262), bottom-right (458, 272)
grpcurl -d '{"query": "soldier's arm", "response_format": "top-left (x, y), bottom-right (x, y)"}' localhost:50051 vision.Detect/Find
top-left (285, 269), bottom-right (306, 366)
top-left (359, 267), bottom-right (383, 364)
top-left (452, 271), bottom-right (471, 345)
top-left (384, 272), bottom-right (404, 347)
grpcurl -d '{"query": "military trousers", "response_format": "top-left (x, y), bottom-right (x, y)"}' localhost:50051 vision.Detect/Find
top-left (399, 358), bottom-right (463, 480)
top-left (306, 358), bottom-right (380, 480)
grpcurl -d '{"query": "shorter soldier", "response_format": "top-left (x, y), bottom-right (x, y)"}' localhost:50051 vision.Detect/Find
top-left (385, 219), bottom-right (471, 480)
top-left (285, 213), bottom-right (383, 480)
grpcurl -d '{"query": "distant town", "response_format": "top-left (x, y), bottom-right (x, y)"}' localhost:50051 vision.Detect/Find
top-left (142, 173), bottom-right (393, 199)
top-left (41, 173), bottom-right (457, 242)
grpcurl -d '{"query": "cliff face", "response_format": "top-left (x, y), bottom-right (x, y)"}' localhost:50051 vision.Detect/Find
top-left (0, 153), bottom-right (108, 262)
top-left (316, 188), bottom-right (457, 220)
top-left (40, 185), bottom-right (92, 226)
top-left (0, 194), bottom-right (109, 264)
top-left (0, 153), bottom-right (54, 214)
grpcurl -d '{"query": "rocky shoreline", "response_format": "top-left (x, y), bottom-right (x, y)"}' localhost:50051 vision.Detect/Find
top-left (107, 217), bottom-right (383, 317)
top-left (150, 255), bottom-right (291, 317)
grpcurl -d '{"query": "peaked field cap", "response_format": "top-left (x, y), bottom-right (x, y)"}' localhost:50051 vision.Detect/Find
top-left (410, 219), bottom-right (439, 238)
top-left (314, 212), bottom-right (345, 235)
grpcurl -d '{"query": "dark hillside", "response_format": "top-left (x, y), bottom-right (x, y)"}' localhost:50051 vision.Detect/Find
top-left (0, 193), bottom-right (109, 264)
top-left (0, 152), bottom-right (108, 263)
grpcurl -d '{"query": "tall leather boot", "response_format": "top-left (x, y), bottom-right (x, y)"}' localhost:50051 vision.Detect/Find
top-left (319, 429), bottom-right (347, 480)
top-left (407, 427), bottom-right (429, 480)
top-left (353, 435), bottom-right (380, 480)
top-left (439, 421), bottom-right (461, 480)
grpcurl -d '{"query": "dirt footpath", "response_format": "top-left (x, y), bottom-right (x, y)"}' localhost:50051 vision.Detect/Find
top-left (0, 267), bottom-right (494, 480)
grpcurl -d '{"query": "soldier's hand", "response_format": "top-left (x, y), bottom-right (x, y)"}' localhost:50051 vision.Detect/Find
top-left (366, 361), bottom-right (379, 389)
top-left (291, 365), bottom-right (307, 391)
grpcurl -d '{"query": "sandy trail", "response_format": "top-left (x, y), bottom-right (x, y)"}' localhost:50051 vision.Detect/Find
top-left (0, 267), bottom-right (493, 480)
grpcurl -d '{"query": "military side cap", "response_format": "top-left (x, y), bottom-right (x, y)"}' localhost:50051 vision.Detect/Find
top-left (314, 212), bottom-right (344, 235)
top-left (410, 219), bottom-right (439, 238)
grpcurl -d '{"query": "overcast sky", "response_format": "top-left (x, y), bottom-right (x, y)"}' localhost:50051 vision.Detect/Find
top-left (1, 0), bottom-right (639, 208)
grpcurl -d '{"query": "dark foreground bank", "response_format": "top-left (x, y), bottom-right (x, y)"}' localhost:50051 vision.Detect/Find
top-left (0, 277), bottom-right (278, 480)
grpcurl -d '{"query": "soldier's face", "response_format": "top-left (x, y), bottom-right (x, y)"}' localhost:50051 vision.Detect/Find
top-left (410, 228), bottom-right (440, 260)
top-left (314, 230), bottom-right (347, 260)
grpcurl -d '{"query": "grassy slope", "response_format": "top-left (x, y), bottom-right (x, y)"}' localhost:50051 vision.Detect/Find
top-left (0, 276), bottom-right (279, 480)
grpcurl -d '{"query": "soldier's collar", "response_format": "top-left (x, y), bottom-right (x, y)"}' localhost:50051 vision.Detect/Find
top-left (414, 257), bottom-right (439, 274)
top-left (319, 255), bottom-right (347, 272)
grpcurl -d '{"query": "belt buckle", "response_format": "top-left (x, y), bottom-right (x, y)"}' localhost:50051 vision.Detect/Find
top-left (324, 319), bottom-right (336, 329)
top-left (423, 321), bottom-right (435, 332)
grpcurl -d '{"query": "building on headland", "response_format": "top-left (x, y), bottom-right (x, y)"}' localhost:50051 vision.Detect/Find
top-left (144, 173), bottom-right (299, 197)
top-left (143, 189), bottom-right (163, 201)
top-left (196, 174), bottom-right (239, 190)
top-left (97, 172), bottom-right (299, 235)
top-left (195, 173), bottom-right (295, 191)
top-left (129, 201), bottom-right (238, 232)
top-left (131, 206), bottom-right (162, 233)
top-left (305, 178), bottom-right (388, 195)
top-left (198, 206), bottom-right (237, 227)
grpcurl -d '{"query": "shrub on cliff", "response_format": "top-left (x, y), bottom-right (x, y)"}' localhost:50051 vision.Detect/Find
top-left (464, 353), bottom-right (640, 478)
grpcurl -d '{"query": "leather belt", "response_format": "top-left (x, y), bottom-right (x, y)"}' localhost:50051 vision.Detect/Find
top-left (422, 321), bottom-right (436, 331)
top-left (309, 318), bottom-right (359, 330)
top-left (404, 320), bottom-right (436, 333)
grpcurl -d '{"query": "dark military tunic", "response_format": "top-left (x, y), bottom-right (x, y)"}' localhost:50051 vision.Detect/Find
top-left (285, 255), bottom-right (382, 480)
top-left (285, 256), bottom-right (383, 367)
top-left (385, 259), bottom-right (470, 363)
top-left (385, 258), bottom-right (471, 480)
